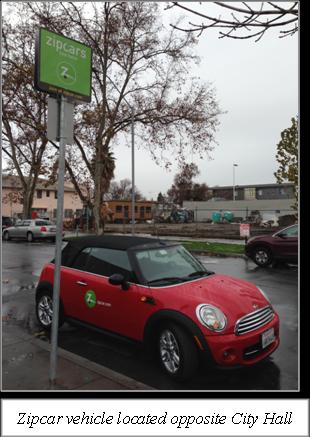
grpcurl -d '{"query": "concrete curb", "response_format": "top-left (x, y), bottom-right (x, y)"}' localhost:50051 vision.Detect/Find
top-left (20, 330), bottom-right (154, 391)
top-left (189, 250), bottom-right (247, 259)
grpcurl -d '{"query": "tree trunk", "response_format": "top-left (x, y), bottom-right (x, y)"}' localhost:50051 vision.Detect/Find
top-left (22, 190), bottom-right (33, 219)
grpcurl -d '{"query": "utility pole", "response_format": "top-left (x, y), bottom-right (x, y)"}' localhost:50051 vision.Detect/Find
top-left (233, 163), bottom-right (238, 201)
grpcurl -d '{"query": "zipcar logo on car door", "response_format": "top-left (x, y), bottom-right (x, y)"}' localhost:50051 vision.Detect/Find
top-left (84, 290), bottom-right (97, 308)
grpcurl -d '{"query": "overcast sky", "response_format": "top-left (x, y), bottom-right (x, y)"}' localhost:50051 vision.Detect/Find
top-left (112, 2), bottom-right (298, 199)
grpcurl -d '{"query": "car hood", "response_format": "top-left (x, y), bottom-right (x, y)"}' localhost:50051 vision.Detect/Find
top-left (152, 274), bottom-right (270, 333)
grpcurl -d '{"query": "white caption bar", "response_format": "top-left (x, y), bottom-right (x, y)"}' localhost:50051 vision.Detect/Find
top-left (2, 399), bottom-right (309, 436)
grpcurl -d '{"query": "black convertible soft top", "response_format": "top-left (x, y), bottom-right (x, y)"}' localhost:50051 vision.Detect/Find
top-left (63, 235), bottom-right (165, 250)
top-left (60, 235), bottom-right (173, 266)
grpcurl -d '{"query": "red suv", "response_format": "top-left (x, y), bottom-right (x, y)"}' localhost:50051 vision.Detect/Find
top-left (36, 236), bottom-right (279, 380)
top-left (245, 224), bottom-right (298, 267)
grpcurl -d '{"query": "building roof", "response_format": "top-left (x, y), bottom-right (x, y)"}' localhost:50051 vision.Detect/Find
top-left (210, 183), bottom-right (294, 191)
top-left (2, 175), bottom-right (76, 192)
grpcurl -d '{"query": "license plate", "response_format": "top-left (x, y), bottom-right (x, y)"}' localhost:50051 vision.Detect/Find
top-left (261, 327), bottom-right (275, 349)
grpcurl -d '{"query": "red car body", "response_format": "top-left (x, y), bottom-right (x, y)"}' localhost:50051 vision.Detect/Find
top-left (36, 236), bottom-right (279, 379)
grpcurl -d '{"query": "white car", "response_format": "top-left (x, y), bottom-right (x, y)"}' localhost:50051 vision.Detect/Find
top-left (2, 219), bottom-right (61, 242)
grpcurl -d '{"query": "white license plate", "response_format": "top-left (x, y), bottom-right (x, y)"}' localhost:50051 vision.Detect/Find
top-left (261, 327), bottom-right (275, 349)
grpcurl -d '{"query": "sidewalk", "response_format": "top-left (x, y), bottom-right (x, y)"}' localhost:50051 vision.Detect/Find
top-left (2, 323), bottom-right (154, 391)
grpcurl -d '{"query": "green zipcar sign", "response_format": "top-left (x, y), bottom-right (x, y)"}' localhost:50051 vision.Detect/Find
top-left (35, 28), bottom-right (92, 102)
top-left (85, 290), bottom-right (97, 309)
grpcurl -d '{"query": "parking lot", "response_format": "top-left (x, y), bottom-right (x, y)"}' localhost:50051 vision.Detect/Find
top-left (2, 240), bottom-right (298, 390)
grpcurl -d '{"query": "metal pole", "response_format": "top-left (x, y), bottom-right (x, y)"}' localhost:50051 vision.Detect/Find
top-left (233, 165), bottom-right (235, 201)
top-left (131, 111), bottom-right (135, 235)
top-left (49, 95), bottom-right (66, 385)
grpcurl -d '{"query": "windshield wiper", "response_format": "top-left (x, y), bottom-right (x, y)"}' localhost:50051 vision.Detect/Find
top-left (187, 270), bottom-right (214, 278)
top-left (148, 276), bottom-right (185, 285)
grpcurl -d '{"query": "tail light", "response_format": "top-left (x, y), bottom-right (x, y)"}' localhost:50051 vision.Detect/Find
top-left (40, 226), bottom-right (47, 232)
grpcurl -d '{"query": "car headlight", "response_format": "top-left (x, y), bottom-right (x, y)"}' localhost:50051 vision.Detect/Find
top-left (196, 304), bottom-right (227, 332)
top-left (257, 286), bottom-right (271, 304)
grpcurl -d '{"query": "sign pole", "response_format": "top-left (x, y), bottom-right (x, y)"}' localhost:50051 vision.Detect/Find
top-left (49, 95), bottom-right (67, 385)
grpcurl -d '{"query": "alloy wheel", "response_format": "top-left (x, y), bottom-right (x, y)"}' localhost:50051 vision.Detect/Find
top-left (255, 249), bottom-right (269, 266)
top-left (159, 329), bottom-right (180, 374)
top-left (37, 295), bottom-right (53, 327)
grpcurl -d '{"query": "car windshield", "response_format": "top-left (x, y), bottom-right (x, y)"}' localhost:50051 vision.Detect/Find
top-left (134, 244), bottom-right (213, 285)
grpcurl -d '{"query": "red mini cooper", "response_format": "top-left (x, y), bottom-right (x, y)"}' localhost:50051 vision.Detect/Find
top-left (36, 236), bottom-right (280, 380)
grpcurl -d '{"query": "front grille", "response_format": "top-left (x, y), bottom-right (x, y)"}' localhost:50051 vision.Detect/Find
top-left (235, 306), bottom-right (274, 336)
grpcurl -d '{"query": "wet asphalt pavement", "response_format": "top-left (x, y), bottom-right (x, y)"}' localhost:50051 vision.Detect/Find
top-left (2, 240), bottom-right (298, 391)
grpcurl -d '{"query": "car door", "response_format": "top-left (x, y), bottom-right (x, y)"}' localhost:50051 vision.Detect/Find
top-left (272, 225), bottom-right (298, 260)
top-left (20, 220), bottom-right (32, 239)
top-left (79, 247), bottom-right (153, 341)
top-left (59, 247), bottom-right (93, 319)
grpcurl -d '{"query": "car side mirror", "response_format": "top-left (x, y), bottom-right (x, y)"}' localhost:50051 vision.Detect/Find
top-left (108, 273), bottom-right (130, 291)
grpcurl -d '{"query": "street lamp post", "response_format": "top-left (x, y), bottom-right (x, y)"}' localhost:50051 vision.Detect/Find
top-left (233, 163), bottom-right (238, 201)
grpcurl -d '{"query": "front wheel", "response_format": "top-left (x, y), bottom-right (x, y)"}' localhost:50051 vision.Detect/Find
top-left (36, 290), bottom-right (64, 330)
top-left (252, 246), bottom-right (272, 267)
top-left (158, 323), bottom-right (198, 381)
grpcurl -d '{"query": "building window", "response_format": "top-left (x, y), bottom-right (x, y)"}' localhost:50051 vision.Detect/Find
top-left (146, 207), bottom-right (151, 214)
top-left (54, 191), bottom-right (58, 199)
top-left (37, 190), bottom-right (42, 199)
top-left (244, 187), bottom-right (256, 200)
top-left (64, 209), bottom-right (73, 218)
top-left (53, 209), bottom-right (57, 218)
top-left (257, 189), bottom-right (263, 196)
top-left (124, 206), bottom-right (129, 218)
top-left (135, 206), bottom-right (138, 212)
top-left (46, 190), bottom-right (50, 197)
top-left (140, 206), bottom-right (145, 218)
top-left (116, 205), bottom-right (122, 213)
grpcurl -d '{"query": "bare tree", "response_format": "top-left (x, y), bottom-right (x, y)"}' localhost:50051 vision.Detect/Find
top-left (2, 16), bottom-right (52, 218)
top-left (4, 2), bottom-right (222, 233)
top-left (106, 178), bottom-right (144, 201)
top-left (166, 2), bottom-right (298, 41)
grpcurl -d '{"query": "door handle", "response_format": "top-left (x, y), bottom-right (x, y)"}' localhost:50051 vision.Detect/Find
top-left (76, 281), bottom-right (88, 286)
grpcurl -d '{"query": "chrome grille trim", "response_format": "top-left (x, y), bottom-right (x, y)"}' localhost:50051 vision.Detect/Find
top-left (235, 306), bottom-right (274, 335)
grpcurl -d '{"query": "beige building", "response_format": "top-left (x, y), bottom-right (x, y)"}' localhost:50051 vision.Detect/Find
top-left (2, 175), bottom-right (83, 219)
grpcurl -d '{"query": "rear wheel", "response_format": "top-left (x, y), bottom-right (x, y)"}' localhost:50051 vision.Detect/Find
top-left (27, 232), bottom-right (34, 242)
top-left (252, 246), bottom-right (272, 267)
top-left (158, 323), bottom-right (198, 381)
top-left (36, 289), bottom-right (64, 330)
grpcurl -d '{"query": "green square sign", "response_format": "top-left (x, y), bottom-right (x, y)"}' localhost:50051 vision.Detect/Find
top-left (35, 28), bottom-right (92, 103)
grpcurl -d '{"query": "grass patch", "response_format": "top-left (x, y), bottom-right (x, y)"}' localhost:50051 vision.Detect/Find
top-left (182, 240), bottom-right (245, 255)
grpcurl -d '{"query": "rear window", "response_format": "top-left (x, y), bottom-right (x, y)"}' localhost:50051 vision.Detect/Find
top-left (87, 248), bottom-right (132, 278)
top-left (70, 246), bottom-right (133, 280)
top-left (2, 217), bottom-right (12, 226)
top-left (35, 220), bottom-right (50, 226)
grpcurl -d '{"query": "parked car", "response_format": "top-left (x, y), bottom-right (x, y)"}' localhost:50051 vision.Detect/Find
top-left (36, 235), bottom-right (279, 380)
top-left (2, 219), bottom-right (61, 242)
top-left (245, 224), bottom-right (298, 267)
top-left (2, 216), bottom-right (14, 232)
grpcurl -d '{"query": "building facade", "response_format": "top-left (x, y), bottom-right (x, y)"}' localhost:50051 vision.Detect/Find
top-left (184, 183), bottom-right (296, 222)
top-left (2, 175), bottom-right (83, 219)
top-left (209, 183), bottom-right (294, 201)
top-left (107, 200), bottom-right (156, 223)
